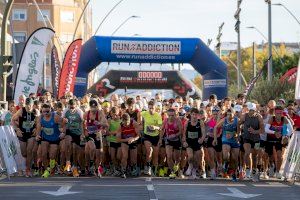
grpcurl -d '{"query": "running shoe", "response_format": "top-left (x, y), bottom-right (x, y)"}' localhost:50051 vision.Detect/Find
top-left (191, 168), bottom-right (198, 179)
top-left (261, 172), bottom-right (269, 180)
top-left (25, 169), bottom-right (32, 178)
top-left (72, 167), bottom-right (79, 177)
top-left (112, 169), bottom-right (122, 177)
top-left (42, 168), bottom-right (50, 178)
top-left (232, 173), bottom-right (237, 182)
top-left (200, 171), bottom-right (207, 179)
top-left (158, 168), bottom-right (165, 177)
top-left (131, 166), bottom-right (138, 177)
top-left (33, 169), bottom-right (39, 177)
top-left (121, 171), bottom-right (127, 179)
top-left (145, 166), bottom-right (152, 176)
top-left (210, 169), bottom-right (216, 180)
top-left (245, 169), bottom-right (251, 179)
top-left (173, 164), bottom-right (179, 173)
top-left (169, 171), bottom-right (176, 179)
top-left (98, 166), bottom-right (104, 178)
top-left (239, 170), bottom-right (245, 180)
top-left (50, 159), bottom-right (56, 170)
top-left (178, 170), bottom-right (185, 179)
top-left (185, 164), bottom-right (193, 176)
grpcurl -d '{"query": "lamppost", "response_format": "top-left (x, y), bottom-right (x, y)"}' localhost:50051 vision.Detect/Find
top-left (215, 22), bottom-right (224, 57)
top-left (111, 15), bottom-right (140, 36)
top-left (72, 0), bottom-right (91, 41)
top-left (272, 3), bottom-right (300, 27)
top-left (94, 0), bottom-right (125, 36)
top-left (235, 0), bottom-right (243, 90)
top-left (0, 0), bottom-right (14, 101)
top-left (265, 0), bottom-right (273, 81)
top-left (246, 26), bottom-right (284, 66)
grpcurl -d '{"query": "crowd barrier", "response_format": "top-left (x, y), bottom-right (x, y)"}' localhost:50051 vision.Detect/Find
top-left (280, 131), bottom-right (300, 183)
top-left (0, 126), bottom-right (25, 179)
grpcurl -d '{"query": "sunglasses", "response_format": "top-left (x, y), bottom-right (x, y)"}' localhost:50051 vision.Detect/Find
top-left (43, 110), bottom-right (50, 114)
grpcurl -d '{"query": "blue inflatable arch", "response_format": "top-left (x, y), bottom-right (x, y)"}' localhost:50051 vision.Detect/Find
top-left (75, 36), bottom-right (228, 100)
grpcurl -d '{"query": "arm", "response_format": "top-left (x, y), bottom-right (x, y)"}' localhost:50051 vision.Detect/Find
top-left (11, 109), bottom-right (22, 129)
top-left (182, 122), bottom-right (188, 143)
top-left (265, 117), bottom-right (275, 134)
top-left (129, 120), bottom-right (141, 143)
top-left (199, 120), bottom-right (206, 142)
top-left (213, 118), bottom-right (224, 141)
top-left (35, 116), bottom-right (42, 140)
top-left (99, 110), bottom-right (108, 128)
top-left (116, 126), bottom-right (128, 143)
top-left (257, 115), bottom-right (264, 135)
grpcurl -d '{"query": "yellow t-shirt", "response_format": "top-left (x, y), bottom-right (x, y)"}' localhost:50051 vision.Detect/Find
top-left (141, 111), bottom-right (162, 136)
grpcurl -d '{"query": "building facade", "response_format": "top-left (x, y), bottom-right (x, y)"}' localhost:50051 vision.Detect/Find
top-left (2, 0), bottom-right (92, 92)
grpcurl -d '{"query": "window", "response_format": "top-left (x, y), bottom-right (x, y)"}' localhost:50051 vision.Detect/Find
top-left (13, 32), bottom-right (26, 42)
top-left (61, 11), bottom-right (74, 23)
top-left (46, 76), bottom-right (51, 88)
top-left (37, 10), bottom-right (50, 21)
top-left (12, 9), bottom-right (27, 21)
top-left (61, 33), bottom-right (73, 44)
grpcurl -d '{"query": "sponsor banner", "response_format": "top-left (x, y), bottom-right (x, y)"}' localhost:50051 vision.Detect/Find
top-left (51, 46), bottom-right (61, 98)
top-left (0, 126), bottom-right (25, 175)
top-left (280, 67), bottom-right (297, 83)
top-left (13, 28), bottom-right (54, 103)
top-left (87, 70), bottom-right (201, 98)
top-left (111, 40), bottom-right (181, 55)
top-left (58, 39), bottom-right (82, 98)
top-left (203, 79), bottom-right (227, 88)
top-left (295, 58), bottom-right (300, 100)
top-left (75, 77), bottom-right (87, 85)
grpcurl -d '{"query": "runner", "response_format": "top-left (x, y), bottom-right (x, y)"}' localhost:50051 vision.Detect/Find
top-left (117, 113), bottom-right (140, 178)
top-left (63, 99), bottom-right (84, 176)
top-left (213, 108), bottom-right (240, 181)
top-left (160, 108), bottom-right (183, 178)
top-left (0, 101), bottom-right (15, 126)
top-left (239, 102), bottom-right (264, 181)
top-left (35, 104), bottom-right (65, 177)
top-left (107, 106), bottom-right (122, 176)
top-left (12, 98), bottom-right (38, 177)
top-left (140, 101), bottom-right (162, 176)
top-left (83, 99), bottom-right (108, 177)
top-left (182, 108), bottom-right (206, 179)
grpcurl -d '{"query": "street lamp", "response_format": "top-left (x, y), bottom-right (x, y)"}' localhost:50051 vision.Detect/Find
top-left (111, 15), bottom-right (140, 36)
top-left (215, 22), bottom-right (224, 57)
top-left (72, 0), bottom-right (91, 41)
top-left (94, 0), bottom-right (125, 36)
top-left (272, 3), bottom-right (300, 27)
top-left (264, 0), bottom-right (273, 81)
top-left (246, 26), bottom-right (284, 66)
top-left (235, 0), bottom-right (243, 90)
top-left (0, 0), bottom-right (14, 101)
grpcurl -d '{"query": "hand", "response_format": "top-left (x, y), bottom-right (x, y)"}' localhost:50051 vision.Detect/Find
top-left (248, 127), bottom-right (256, 134)
top-left (275, 132), bottom-right (282, 139)
top-left (282, 136), bottom-right (289, 145)
top-left (35, 135), bottom-right (41, 141)
top-left (63, 118), bottom-right (68, 123)
top-left (183, 141), bottom-right (188, 148)
top-left (148, 125), bottom-right (154, 130)
top-left (212, 139), bottom-right (217, 146)
top-left (59, 133), bottom-right (65, 139)
top-left (198, 137), bottom-right (204, 144)
top-left (15, 129), bottom-right (23, 137)
top-left (128, 137), bottom-right (135, 144)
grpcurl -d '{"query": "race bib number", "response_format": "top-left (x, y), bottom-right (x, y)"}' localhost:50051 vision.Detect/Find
top-left (225, 131), bottom-right (235, 140)
top-left (69, 122), bottom-right (80, 130)
top-left (187, 131), bottom-right (198, 139)
top-left (87, 126), bottom-right (98, 135)
top-left (43, 127), bottom-right (54, 136)
top-left (22, 121), bottom-right (34, 132)
top-left (146, 126), bottom-right (156, 133)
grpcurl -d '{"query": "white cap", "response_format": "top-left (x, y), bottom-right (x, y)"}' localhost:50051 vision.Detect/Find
top-left (202, 100), bottom-right (209, 107)
top-left (172, 102), bottom-right (180, 108)
top-left (233, 104), bottom-right (243, 113)
top-left (247, 102), bottom-right (256, 111)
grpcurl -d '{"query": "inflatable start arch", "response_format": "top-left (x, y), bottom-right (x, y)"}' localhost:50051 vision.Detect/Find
top-left (75, 36), bottom-right (227, 100)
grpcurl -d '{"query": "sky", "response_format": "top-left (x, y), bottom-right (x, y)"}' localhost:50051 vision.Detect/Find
top-left (91, 0), bottom-right (300, 49)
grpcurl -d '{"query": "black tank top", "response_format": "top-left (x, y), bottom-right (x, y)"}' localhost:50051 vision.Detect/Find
top-left (19, 107), bottom-right (36, 134)
top-left (127, 109), bottom-right (139, 121)
top-left (186, 120), bottom-right (202, 140)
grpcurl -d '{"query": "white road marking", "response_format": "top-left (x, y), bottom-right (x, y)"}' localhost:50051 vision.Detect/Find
top-left (40, 185), bottom-right (82, 196)
top-left (218, 187), bottom-right (262, 199)
top-left (147, 184), bottom-right (154, 191)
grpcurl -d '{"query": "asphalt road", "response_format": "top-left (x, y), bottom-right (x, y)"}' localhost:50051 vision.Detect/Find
top-left (0, 175), bottom-right (299, 200)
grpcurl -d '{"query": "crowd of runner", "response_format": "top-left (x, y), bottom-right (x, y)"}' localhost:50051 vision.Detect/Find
top-left (1, 91), bottom-right (300, 182)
